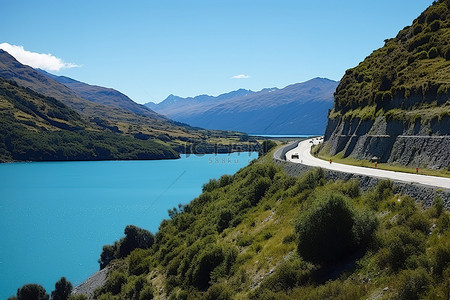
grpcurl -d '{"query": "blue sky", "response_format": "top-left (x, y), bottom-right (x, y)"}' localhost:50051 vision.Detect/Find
top-left (1, 0), bottom-right (431, 103)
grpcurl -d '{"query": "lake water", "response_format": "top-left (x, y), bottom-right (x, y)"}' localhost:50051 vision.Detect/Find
top-left (0, 152), bottom-right (257, 299)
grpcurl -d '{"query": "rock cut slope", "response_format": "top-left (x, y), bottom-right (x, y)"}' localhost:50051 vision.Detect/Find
top-left (321, 0), bottom-right (450, 170)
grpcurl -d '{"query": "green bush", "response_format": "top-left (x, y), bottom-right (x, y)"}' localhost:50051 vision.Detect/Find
top-left (139, 286), bottom-right (154, 300)
top-left (103, 271), bottom-right (127, 295)
top-left (204, 283), bottom-right (233, 300)
top-left (259, 140), bottom-right (277, 155)
top-left (432, 196), bottom-right (444, 217)
top-left (430, 238), bottom-right (450, 276)
top-left (128, 249), bottom-right (151, 275)
top-left (429, 20), bottom-right (441, 31)
top-left (396, 268), bottom-right (430, 300)
top-left (217, 209), bottom-right (233, 233)
top-left (296, 191), bottom-right (377, 264)
top-left (99, 225), bottom-right (154, 269)
top-left (249, 177), bottom-right (271, 206)
top-left (191, 245), bottom-right (225, 290)
top-left (386, 226), bottom-right (426, 271)
top-left (260, 259), bottom-right (311, 292)
top-left (352, 210), bottom-right (378, 247)
top-left (51, 277), bottom-right (72, 300)
top-left (428, 47), bottom-right (439, 58)
top-left (296, 193), bottom-right (355, 264)
top-left (16, 284), bottom-right (49, 300)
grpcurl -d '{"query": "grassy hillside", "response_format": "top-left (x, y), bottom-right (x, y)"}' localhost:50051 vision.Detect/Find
top-left (331, 0), bottom-right (450, 123)
top-left (0, 78), bottom-right (179, 161)
top-left (37, 69), bottom-right (161, 119)
top-left (88, 152), bottom-right (449, 299)
top-left (0, 50), bottom-right (251, 152)
top-left (0, 50), bottom-right (258, 159)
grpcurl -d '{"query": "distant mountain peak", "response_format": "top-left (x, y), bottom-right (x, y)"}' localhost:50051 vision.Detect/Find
top-left (145, 78), bottom-right (338, 134)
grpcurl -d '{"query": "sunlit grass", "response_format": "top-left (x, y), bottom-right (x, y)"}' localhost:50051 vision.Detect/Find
top-left (314, 149), bottom-right (450, 178)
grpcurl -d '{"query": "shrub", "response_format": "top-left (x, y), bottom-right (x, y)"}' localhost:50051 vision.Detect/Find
top-left (296, 193), bottom-right (355, 264)
top-left (191, 245), bottom-right (225, 290)
top-left (432, 196), bottom-right (444, 217)
top-left (16, 284), bottom-right (49, 300)
top-left (429, 20), bottom-right (441, 31)
top-left (259, 140), bottom-right (277, 155)
top-left (296, 191), bottom-right (378, 264)
top-left (430, 238), bottom-right (450, 276)
top-left (386, 226), bottom-right (426, 271)
top-left (99, 225), bottom-right (154, 269)
top-left (352, 210), bottom-right (378, 247)
top-left (282, 234), bottom-right (296, 244)
top-left (128, 249), bottom-right (151, 275)
top-left (407, 213), bottom-right (431, 233)
top-left (375, 180), bottom-right (394, 200)
top-left (428, 47), bottom-right (439, 59)
top-left (51, 277), bottom-right (73, 300)
top-left (261, 259), bottom-right (311, 292)
top-left (121, 275), bottom-right (150, 300)
top-left (217, 209), bottom-right (233, 233)
top-left (444, 46), bottom-right (450, 60)
top-left (204, 283), bottom-right (233, 300)
top-left (139, 286), bottom-right (154, 300)
top-left (396, 268), bottom-right (430, 300)
top-left (104, 271), bottom-right (127, 295)
top-left (249, 177), bottom-right (271, 206)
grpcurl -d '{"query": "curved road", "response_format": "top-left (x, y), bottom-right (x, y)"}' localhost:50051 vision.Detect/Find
top-left (285, 137), bottom-right (450, 189)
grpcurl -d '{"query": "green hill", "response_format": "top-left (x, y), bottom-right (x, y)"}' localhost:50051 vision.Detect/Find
top-left (332, 0), bottom-right (450, 121)
top-left (0, 50), bottom-right (255, 161)
top-left (322, 0), bottom-right (450, 171)
top-left (74, 152), bottom-right (449, 299)
top-left (0, 77), bottom-right (179, 161)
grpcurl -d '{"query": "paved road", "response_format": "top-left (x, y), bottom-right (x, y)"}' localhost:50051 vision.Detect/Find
top-left (285, 137), bottom-right (450, 189)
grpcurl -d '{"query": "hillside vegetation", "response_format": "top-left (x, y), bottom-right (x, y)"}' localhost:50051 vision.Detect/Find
top-left (331, 0), bottom-right (450, 123)
top-left (0, 50), bottom-right (256, 161)
top-left (0, 78), bottom-right (179, 161)
top-left (85, 152), bottom-right (449, 299)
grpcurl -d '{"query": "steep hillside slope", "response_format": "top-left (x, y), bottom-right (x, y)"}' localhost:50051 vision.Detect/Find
top-left (0, 78), bottom-right (178, 161)
top-left (147, 78), bottom-right (338, 135)
top-left (37, 69), bottom-right (161, 119)
top-left (77, 154), bottom-right (449, 299)
top-left (322, 0), bottom-right (450, 170)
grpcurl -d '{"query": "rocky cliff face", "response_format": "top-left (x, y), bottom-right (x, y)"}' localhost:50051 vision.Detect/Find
top-left (322, 0), bottom-right (450, 170)
top-left (324, 115), bottom-right (449, 169)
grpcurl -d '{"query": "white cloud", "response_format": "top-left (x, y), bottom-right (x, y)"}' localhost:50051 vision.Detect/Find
top-left (0, 42), bottom-right (80, 72)
top-left (231, 74), bottom-right (251, 79)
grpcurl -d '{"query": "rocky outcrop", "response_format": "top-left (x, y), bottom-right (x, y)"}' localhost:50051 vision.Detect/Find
top-left (323, 115), bottom-right (450, 170)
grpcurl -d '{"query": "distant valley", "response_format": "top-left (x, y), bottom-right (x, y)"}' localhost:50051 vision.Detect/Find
top-left (146, 78), bottom-right (338, 135)
top-left (0, 50), bottom-right (250, 162)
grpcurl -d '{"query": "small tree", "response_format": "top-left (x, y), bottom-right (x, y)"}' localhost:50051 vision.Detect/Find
top-left (16, 284), bottom-right (49, 300)
top-left (51, 277), bottom-right (73, 300)
top-left (259, 140), bottom-right (277, 156)
top-left (118, 225), bottom-right (154, 258)
top-left (296, 193), bottom-right (354, 264)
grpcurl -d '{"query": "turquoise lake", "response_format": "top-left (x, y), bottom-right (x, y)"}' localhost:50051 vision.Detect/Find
top-left (0, 152), bottom-right (257, 299)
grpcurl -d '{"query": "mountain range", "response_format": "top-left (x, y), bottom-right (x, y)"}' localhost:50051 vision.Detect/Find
top-left (0, 50), bottom-right (249, 162)
top-left (146, 78), bottom-right (338, 135)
